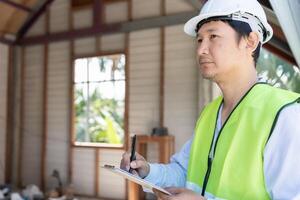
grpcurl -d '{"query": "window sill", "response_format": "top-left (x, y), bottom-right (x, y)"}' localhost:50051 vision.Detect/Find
top-left (73, 141), bottom-right (124, 149)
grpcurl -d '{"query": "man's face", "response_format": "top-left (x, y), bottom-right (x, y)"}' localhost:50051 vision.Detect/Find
top-left (196, 20), bottom-right (245, 82)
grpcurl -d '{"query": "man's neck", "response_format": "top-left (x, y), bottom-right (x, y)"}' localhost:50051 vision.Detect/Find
top-left (218, 72), bottom-right (257, 112)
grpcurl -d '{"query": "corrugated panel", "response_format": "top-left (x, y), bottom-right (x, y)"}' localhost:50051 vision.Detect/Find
top-left (50, 0), bottom-right (69, 33)
top-left (22, 45), bottom-right (44, 186)
top-left (73, 9), bottom-right (93, 29)
top-left (74, 37), bottom-right (96, 56)
top-left (99, 150), bottom-right (125, 199)
top-left (129, 28), bottom-right (160, 134)
top-left (164, 25), bottom-right (198, 151)
top-left (73, 148), bottom-right (95, 195)
top-left (0, 44), bottom-right (8, 183)
top-left (104, 2), bottom-right (128, 24)
top-left (166, 0), bottom-right (195, 14)
top-left (46, 42), bottom-right (70, 189)
top-left (132, 0), bottom-right (160, 19)
top-left (100, 33), bottom-right (125, 52)
top-left (26, 14), bottom-right (46, 37)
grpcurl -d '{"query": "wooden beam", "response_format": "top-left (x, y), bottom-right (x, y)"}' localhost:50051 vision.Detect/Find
top-left (94, 149), bottom-right (99, 197)
top-left (159, 0), bottom-right (166, 127)
top-left (17, 11), bottom-right (198, 45)
top-left (0, 0), bottom-right (32, 12)
top-left (18, 23), bottom-right (121, 45)
top-left (5, 45), bottom-right (14, 183)
top-left (93, 0), bottom-right (103, 27)
top-left (68, 5), bottom-right (74, 185)
top-left (125, 0), bottom-right (131, 197)
top-left (264, 42), bottom-right (297, 66)
top-left (0, 37), bottom-right (14, 45)
top-left (16, 0), bottom-right (56, 41)
top-left (17, 47), bottom-right (26, 188)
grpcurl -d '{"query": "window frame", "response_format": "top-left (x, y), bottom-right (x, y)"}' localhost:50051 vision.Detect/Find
top-left (71, 51), bottom-right (128, 149)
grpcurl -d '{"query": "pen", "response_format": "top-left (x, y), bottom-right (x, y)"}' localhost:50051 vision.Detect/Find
top-left (129, 134), bottom-right (137, 173)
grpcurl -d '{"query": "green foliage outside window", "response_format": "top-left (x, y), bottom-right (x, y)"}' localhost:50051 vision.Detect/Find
top-left (257, 48), bottom-right (300, 93)
top-left (74, 54), bottom-right (125, 145)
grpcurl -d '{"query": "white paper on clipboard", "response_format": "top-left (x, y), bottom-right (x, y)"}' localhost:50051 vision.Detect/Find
top-left (102, 165), bottom-right (171, 195)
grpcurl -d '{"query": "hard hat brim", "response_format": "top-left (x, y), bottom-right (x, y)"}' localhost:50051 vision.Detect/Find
top-left (184, 11), bottom-right (273, 44)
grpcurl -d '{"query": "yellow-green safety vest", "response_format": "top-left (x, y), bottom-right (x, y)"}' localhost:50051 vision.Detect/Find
top-left (187, 83), bottom-right (300, 199)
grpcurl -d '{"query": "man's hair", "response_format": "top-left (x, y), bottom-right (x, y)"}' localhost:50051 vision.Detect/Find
top-left (196, 20), bottom-right (261, 66)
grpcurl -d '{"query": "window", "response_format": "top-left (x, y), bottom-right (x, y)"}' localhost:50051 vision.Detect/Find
top-left (257, 48), bottom-right (300, 93)
top-left (73, 54), bottom-right (126, 147)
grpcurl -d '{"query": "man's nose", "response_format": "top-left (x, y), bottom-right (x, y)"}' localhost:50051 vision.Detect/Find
top-left (197, 40), bottom-right (209, 55)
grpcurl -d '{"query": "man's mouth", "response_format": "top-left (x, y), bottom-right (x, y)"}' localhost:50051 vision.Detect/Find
top-left (200, 61), bottom-right (213, 65)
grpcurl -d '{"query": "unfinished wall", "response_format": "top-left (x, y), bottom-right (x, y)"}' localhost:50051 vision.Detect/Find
top-left (164, 25), bottom-right (198, 150)
top-left (129, 28), bottom-right (160, 135)
top-left (10, 0), bottom-right (219, 199)
top-left (22, 45), bottom-right (44, 186)
top-left (0, 44), bottom-right (9, 183)
top-left (46, 41), bottom-right (70, 189)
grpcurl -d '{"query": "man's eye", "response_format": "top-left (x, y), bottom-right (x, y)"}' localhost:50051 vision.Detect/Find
top-left (197, 38), bottom-right (203, 43)
top-left (210, 35), bottom-right (217, 39)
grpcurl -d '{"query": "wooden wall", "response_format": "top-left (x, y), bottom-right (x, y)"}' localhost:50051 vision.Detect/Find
top-left (9, 0), bottom-right (218, 199)
top-left (0, 43), bottom-right (9, 183)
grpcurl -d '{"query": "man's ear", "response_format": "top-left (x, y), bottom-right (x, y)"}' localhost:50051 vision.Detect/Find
top-left (246, 32), bottom-right (260, 52)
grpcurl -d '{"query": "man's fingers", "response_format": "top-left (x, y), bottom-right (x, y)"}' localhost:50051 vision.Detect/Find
top-left (120, 152), bottom-right (131, 170)
top-left (130, 159), bottom-right (147, 169)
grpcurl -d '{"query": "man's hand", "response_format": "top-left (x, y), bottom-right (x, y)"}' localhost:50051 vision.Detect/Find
top-left (120, 152), bottom-right (150, 178)
top-left (154, 187), bottom-right (206, 200)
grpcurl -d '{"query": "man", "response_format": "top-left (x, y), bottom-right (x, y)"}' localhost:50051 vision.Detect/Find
top-left (121, 0), bottom-right (300, 199)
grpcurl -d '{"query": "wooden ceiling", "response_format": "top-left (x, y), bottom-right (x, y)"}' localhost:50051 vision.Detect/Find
top-left (0, 0), bottom-right (40, 39)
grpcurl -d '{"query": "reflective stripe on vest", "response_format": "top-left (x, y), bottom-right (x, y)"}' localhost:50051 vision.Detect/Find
top-left (187, 83), bottom-right (300, 200)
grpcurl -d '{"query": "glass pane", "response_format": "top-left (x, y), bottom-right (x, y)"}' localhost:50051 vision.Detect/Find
top-left (88, 82), bottom-right (124, 144)
top-left (89, 57), bottom-right (113, 82)
top-left (257, 48), bottom-right (300, 93)
top-left (73, 53), bottom-right (126, 146)
top-left (114, 54), bottom-right (126, 80)
top-left (74, 59), bottom-right (88, 83)
top-left (74, 84), bottom-right (89, 142)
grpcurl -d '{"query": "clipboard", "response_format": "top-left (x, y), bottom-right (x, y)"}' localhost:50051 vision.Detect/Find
top-left (102, 165), bottom-right (171, 195)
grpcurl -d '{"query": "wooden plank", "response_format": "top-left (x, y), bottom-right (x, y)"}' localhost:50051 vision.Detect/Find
top-left (68, 5), bottom-right (74, 185)
top-left (159, 0), bottom-right (166, 127)
top-left (5, 45), bottom-right (13, 183)
top-left (93, 0), bottom-right (103, 27)
top-left (41, 42), bottom-right (48, 191)
top-left (17, 47), bottom-right (25, 187)
top-left (17, 11), bottom-right (197, 45)
top-left (73, 50), bottom-right (123, 60)
top-left (0, 0), bottom-right (32, 12)
top-left (94, 149), bottom-right (99, 196)
top-left (17, 0), bottom-right (56, 41)
top-left (125, 0), bottom-right (131, 197)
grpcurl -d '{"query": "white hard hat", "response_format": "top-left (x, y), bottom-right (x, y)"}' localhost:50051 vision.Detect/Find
top-left (184, 0), bottom-right (273, 44)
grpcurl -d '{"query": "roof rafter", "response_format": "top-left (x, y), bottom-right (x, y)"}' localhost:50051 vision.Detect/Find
top-left (0, 0), bottom-right (32, 12)
top-left (16, 0), bottom-right (56, 41)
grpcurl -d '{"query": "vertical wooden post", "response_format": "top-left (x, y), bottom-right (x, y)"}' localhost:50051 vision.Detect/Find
top-left (5, 45), bottom-right (14, 183)
top-left (159, 0), bottom-right (166, 127)
top-left (94, 149), bottom-right (99, 196)
top-left (17, 47), bottom-right (26, 188)
top-left (68, 1), bottom-right (75, 185)
top-left (41, 8), bottom-right (50, 191)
